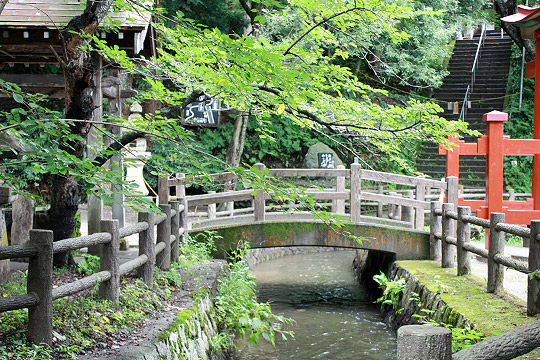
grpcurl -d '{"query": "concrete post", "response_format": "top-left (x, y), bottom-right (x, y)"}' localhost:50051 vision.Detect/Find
top-left (457, 206), bottom-right (471, 276)
top-left (138, 212), bottom-right (155, 286)
top-left (99, 220), bottom-right (120, 305)
top-left (488, 212), bottom-right (505, 293)
top-left (397, 325), bottom-right (452, 360)
top-left (208, 191), bottom-right (216, 219)
top-left (27, 229), bottom-right (53, 345)
top-left (377, 185), bottom-right (384, 218)
top-left (158, 176), bottom-right (168, 205)
top-left (442, 203), bottom-right (455, 268)
top-left (430, 202), bottom-right (442, 261)
top-left (350, 163), bottom-right (361, 222)
top-left (402, 189), bottom-right (414, 224)
top-left (156, 204), bottom-right (171, 271)
top-left (253, 163), bottom-right (266, 222)
top-left (333, 165), bottom-right (345, 214)
top-left (170, 201), bottom-right (180, 263)
top-left (528, 220), bottom-right (540, 316)
top-left (415, 184), bottom-right (426, 230)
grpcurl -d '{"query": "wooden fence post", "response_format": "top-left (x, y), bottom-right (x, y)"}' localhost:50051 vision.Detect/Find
top-left (528, 220), bottom-right (540, 316)
top-left (208, 191), bottom-right (216, 219)
top-left (333, 165), bottom-right (345, 214)
top-left (254, 163), bottom-right (266, 222)
top-left (442, 203), bottom-right (455, 268)
top-left (138, 211), bottom-right (155, 286)
top-left (27, 229), bottom-right (53, 345)
top-left (446, 176), bottom-right (459, 212)
top-left (170, 201), bottom-right (180, 263)
top-left (350, 163), bottom-right (361, 222)
top-left (99, 219), bottom-right (120, 305)
top-left (487, 212), bottom-right (505, 293)
top-left (402, 190), bottom-right (414, 224)
top-left (415, 184), bottom-right (426, 230)
top-left (377, 185), bottom-right (384, 218)
top-left (457, 206), bottom-right (471, 276)
top-left (158, 175), bottom-right (168, 205)
top-left (430, 202), bottom-right (442, 261)
top-left (157, 204), bottom-right (172, 271)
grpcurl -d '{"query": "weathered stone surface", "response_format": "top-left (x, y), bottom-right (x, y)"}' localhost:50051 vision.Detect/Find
top-left (10, 195), bottom-right (33, 246)
top-left (302, 142), bottom-right (343, 169)
top-left (398, 325), bottom-right (452, 360)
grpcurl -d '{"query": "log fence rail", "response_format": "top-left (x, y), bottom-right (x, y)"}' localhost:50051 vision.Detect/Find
top-left (0, 200), bottom-right (187, 345)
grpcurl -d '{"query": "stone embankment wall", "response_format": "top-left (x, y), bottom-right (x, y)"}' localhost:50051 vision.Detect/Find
top-left (139, 293), bottom-right (222, 360)
top-left (354, 251), bottom-right (474, 331)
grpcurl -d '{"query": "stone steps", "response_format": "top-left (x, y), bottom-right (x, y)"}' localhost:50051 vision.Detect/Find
top-left (416, 36), bottom-right (511, 185)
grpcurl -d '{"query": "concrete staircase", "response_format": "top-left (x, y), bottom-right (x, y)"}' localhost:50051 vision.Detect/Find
top-left (416, 31), bottom-right (512, 187)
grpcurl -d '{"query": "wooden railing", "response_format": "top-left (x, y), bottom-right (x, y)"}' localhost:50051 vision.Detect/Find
top-left (161, 164), bottom-right (456, 231)
top-left (0, 200), bottom-right (187, 346)
top-left (430, 202), bottom-right (540, 316)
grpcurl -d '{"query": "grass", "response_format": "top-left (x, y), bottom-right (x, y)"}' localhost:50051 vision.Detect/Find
top-left (470, 225), bottom-right (524, 247)
top-left (398, 260), bottom-right (540, 359)
top-left (0, 267), bottom-right (182, 359)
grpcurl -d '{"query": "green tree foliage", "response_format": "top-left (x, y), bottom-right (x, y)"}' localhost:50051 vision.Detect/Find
top-left (160, 0), bottom-right (248, 34)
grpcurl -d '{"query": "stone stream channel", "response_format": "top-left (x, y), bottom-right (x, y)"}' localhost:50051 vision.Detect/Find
top-left (233, 250), bottom-right (397, 359)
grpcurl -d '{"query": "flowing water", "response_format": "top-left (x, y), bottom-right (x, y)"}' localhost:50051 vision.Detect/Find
top-left (233, 250), bottom-right (397, 359)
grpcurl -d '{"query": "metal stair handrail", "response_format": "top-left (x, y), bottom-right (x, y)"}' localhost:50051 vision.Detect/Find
top-left (459, 24), bottom-right (486, 121)
top-left (470, 23), bottom-right (486, 93)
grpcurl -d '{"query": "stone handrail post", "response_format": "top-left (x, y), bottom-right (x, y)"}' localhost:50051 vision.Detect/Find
top-left (388, 191), bottom-right (395, 219)
top-left (207, 191), bottom-right (216, 219)
top-left (350, 163), bottom-right (361, 222)
top-left (27, 229), bottom-right (53, 345)
top-left (457, 206), bottom-right (471, 276)
top-left (487, 212), bottom-right (505, 293)
top-left (253, 163), bottom-right (266, 222)
top-left (430, 202), bottom-right (442, 261)
top-left (415, 184), bottom-right (426, 230)
top-left (138, 211), bottom-right (155, 286)
top-left (157, 204), bottom-right (172, 271)
top-left (170, 201), bottom-right (180, 263)
top-left (176, 173), bottom-right (186, 198)
top-left (528, 220), bottom-right (540, 316)
top-left (442, 203), bottom-right (455, 268)
top-left (332, 165), bottom-right (345, 214)
top-left (377, 185), bottom-right (384, 218)
top-left (446, 176), bottom-right (459, 214)
top-left (402, 190), bottom-right (414, 224)
top-left (99, 219), bottom-right (120, 305)
top-left (397, 325), bottom-right (452, 360)
top-left (508, 188), bottom-right (515, 201)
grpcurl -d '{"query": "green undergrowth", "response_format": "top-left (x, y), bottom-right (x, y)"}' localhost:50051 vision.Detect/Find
top-left (398, 260), bottom-right (540, 358)
top-left (0, 267), bottom-right (182, 359)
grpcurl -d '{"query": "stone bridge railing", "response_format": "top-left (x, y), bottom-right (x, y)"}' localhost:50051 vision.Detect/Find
top-left (159, 163), bottom-right (457, 231)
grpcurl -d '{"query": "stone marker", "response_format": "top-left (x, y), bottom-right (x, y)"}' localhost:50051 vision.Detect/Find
top-left (397, 325), bottom-right (452, 360)
top-left (302, 142), bottom-right (343, 169)
top-left (11, 194), bottom-right (34, 246)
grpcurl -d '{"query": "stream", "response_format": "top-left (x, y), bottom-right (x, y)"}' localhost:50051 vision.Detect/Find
top-left (232, 250), bottom-right (397, 359)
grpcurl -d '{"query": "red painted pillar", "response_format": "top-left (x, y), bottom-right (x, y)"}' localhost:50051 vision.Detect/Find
top-left (534, 30), bottom-right (540, 211)
top-left (484, 110), bottom-right (508, 219)
top-left (446, 134), bottom-right (460, 178)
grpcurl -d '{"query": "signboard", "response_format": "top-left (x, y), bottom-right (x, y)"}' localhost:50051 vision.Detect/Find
top-left (182, 96), bottom-right (220, 127)
top-left (317, 153), bottom-right (335, 168)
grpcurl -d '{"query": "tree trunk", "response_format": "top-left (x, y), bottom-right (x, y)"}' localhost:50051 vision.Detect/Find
top-left (495, 0), bottom-right (535, 62)
top-left (48, 0), bottom-right (113, 267)
top-left (225, 111), bottom-right (248, 168)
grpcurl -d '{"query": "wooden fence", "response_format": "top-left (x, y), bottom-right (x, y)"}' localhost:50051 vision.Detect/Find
top-left (0, 200), bottom-right (187, 346)
top-left (430, 202), bottom-right (540, 316)
top-left (161, 163), bottom-right (456, 231)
